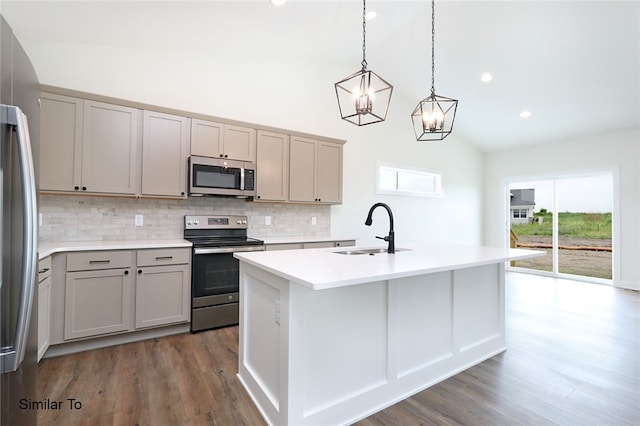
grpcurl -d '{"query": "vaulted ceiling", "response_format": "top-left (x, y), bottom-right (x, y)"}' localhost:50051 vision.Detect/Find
top-left (3, 0), bottom-right (638, 152)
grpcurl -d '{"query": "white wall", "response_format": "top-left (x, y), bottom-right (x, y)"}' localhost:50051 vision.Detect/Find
top-left (483, 128), bottom-right (640, 290)
top-left (12, 9), bottom-right (484, 249)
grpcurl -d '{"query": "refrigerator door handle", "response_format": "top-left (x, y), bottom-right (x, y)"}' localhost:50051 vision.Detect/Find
top-left (0, 105), bottom-right (38, 374)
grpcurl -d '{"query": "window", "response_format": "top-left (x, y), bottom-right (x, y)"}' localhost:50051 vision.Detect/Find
top-left (512, 209), bottom-right (528, 218)
top-left (376, 163), bottom-right (443, 198)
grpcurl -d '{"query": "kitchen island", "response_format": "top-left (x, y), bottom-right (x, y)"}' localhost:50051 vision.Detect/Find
top-left (234, 244), bottom-right (544, 426)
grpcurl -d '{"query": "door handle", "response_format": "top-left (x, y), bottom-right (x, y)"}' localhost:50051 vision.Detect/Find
top-left (0, 105), bottom-right (38, 373)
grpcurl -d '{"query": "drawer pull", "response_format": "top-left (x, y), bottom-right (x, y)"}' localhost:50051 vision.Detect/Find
top-left (155, 256), bottom-right (173, 261)
top-left (38, 267), bottom-right (50, 274)
top-left (89, 260), bottom-right (111, 264)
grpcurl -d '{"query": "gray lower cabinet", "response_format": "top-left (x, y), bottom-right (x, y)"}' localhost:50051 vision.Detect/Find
top-left (37, 257), bottom-right (52, 362)
top-left (61, 248), bottom-right (190, 342)
top-left (265, 240), bottom-right (355, 251)
top-left (64, 251), bottom-right (134, 340)
top-left (64, 267), bottom-right (133, 340)
top-left (135, 248), bottom-right (191, 329)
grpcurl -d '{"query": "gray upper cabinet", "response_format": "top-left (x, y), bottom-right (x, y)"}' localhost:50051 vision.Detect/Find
top-left (141, 111), bottom-right (189, 198)
top-left (255, 130), bottom-right (289, 202)
top-left (190, 118), bottom-right (256, 162)
top-left (40, 94), bottom-right (141, 196)
top-left (289, 136), bottom-right (343, 204)
top-left (82, 100), bottom-right (140, 195)
top-left (40, 93), bottom-right (83, 192)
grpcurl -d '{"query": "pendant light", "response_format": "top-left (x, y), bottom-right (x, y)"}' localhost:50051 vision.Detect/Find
top-left (411, 0), bottom-right (458, 141)
top-left (335, 0), bottom-right (393, 126)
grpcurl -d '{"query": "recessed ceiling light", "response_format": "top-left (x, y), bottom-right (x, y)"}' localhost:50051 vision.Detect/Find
top-left (270, 0), bottom-right (287, 5)
top-left (365, 10), bottom-right (378, 20)
top-left (520, 110), bottom-right (532, 119)
top-left (480, 72), bottom-right (493, 83)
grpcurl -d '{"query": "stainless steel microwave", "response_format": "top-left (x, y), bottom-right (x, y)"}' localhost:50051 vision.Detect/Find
top-left (188, 156), bottom-right (256, 197)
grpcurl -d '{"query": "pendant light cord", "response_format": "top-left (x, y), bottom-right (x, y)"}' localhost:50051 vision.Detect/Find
top-left (431, 0), bottom-right (436, 95)
top-left (361, 0), bottom-right (368, 70)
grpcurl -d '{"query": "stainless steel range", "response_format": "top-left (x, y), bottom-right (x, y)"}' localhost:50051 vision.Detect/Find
top-left (184, 215), bottom-right (264, 332)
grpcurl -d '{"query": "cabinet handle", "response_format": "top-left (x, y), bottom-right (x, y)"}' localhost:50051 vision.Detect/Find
top-left (38, 268), bottom-right (50, 274)
top-left (89, 260), bottom-right (111, 264)
top-left (256, 195), bottom-right (261, 199)
top-left (138, 269), bottom-right (142, 274)
top-left (74, 186), bottom-right (80, 190)
top-left (155, 256), bottom-right (173, 261)
top-left (82, 186), bottom-right (87, 191)
top-left (219, 154), bottom-right (224, 158)
top-left (124, 270), bottom-right (129, 275)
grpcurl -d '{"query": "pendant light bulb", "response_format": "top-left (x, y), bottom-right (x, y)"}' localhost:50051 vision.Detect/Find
top-left (422, 107), bottom-right (444, 132)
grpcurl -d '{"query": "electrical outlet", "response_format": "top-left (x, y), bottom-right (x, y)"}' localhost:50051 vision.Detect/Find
top-left (39, 213), bottom-right (43, 227)
top-left (135, 214), bottom-right (143, 227)
top-left (311, 216), bottom-right (317, 225)
top-left (265, 216), bottom-right (271, 226)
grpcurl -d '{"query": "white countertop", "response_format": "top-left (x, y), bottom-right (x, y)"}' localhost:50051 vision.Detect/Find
top-left (39, 239), bottom-right (192, 259)
top-left (235, 244), bottom-right (545, 290)
top-left (260, 235), bottom-right (357, 245)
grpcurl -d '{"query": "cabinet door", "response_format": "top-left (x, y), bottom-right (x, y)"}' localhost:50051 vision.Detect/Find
top-left (135, 264), bottom-right (190, 329)
top-left (82, 101), bottom-right (140, 195)
top-left (255, 130), bottom-right (289, 201)
top-left (39, 93), bottom-right (82, 191)
top-left (38, 275), bottom-right (51, 361)
top-left (142, 111), bottom-right (189, 197)
top-left (224, 125), bottom-right (256, 162)
top-left (64, 268), bottom-right (133, 340)
top-left (316, 141), bottom-right (343, 204)
top-left (190, 118), bottom-right (223, 158)
top-left (289, 136), bottom-right (317, 202)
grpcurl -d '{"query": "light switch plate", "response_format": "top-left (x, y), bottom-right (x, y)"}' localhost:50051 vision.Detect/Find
top-left (311, 216), bottom-right (317, 225)
top-left (265, 216), bottom-right (271, 225)
top-left (135, 214), bottom-right (143, 227)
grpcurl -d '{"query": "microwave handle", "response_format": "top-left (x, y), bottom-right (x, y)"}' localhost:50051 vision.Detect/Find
top-left (240, 167), bottom-right (245, 191)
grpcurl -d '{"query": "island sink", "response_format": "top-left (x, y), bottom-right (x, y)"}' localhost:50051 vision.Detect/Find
top-left (334, 247), bottom-right (411, 255)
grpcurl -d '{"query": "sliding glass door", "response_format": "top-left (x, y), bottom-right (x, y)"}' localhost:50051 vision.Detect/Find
top-left (508, 173), bottom-right (613, 282)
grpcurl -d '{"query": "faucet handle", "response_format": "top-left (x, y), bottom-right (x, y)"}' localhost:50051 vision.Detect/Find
top-left (375, 235), bottom-right (390, 242)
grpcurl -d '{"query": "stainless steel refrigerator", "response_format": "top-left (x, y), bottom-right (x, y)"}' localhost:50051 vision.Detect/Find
top-left (0, 14), bottom-right (40, 426)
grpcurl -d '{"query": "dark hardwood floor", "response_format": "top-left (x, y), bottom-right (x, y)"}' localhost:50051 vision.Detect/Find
top-left (37, 273), bottom-right (639, 426)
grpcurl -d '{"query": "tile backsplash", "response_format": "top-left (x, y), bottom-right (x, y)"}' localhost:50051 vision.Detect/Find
top-left (39, 195), bottom-right (330, 242)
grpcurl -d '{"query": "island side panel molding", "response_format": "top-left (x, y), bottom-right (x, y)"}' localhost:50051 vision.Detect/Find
top-left (295, 282), bottom-right (389, 418)
top-left (238, 264), bottom-right (290, 425)
top-left (390, 272), bottom-right (454, 379)
top-left (453, 264), bottom-right (505, 355)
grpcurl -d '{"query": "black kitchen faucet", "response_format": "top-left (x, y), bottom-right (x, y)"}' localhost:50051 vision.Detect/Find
top-left (365, 202), bottom-right (395, 253)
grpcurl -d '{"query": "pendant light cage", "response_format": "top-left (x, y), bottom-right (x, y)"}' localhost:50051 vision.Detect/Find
top-left (411, 93), bottom-right (458, 141)
top-left (411, 0), bottom-right (458, 141)
top-left (334, 0), bottom-right (393, 126)
top-left (335, 69), bottom-right (393, 126)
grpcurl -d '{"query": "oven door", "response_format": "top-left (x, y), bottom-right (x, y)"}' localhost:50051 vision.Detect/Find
top-left (192, 245), bottom-right (264, 302)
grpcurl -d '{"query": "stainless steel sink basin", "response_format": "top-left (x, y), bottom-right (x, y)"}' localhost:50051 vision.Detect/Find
top-left (334, 248), bottom-right (410, 255)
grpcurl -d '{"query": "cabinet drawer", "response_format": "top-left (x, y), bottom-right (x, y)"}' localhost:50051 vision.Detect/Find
top-left (136, 248), bottom-right (191, 267)
top-left (38, 256), bottom-right (52, 281)
top-left (66, 251), bottom-right (133, 272)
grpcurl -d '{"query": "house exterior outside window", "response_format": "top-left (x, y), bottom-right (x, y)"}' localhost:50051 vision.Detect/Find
top-left (510, 189), bottom-right (536, 224)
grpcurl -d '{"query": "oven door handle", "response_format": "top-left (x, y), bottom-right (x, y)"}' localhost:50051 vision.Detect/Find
top-left (194, 246), bottom-right (265, 255)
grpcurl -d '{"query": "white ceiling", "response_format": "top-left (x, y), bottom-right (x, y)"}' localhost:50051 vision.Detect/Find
top-left (2, 0), bottom-right (639, 152)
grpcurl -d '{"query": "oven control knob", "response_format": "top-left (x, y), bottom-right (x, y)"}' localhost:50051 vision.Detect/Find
top-left (194, 220), bottom-right (199, 225)
top-left (187, 220), bottom-right (192, 226)
top-left (237, 220), bottom-right (242, 224)
top-left (242, 220), bottom-right (247, 224)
